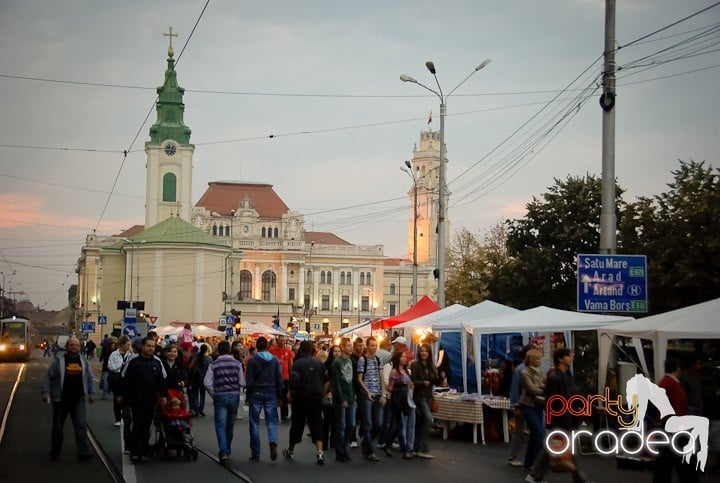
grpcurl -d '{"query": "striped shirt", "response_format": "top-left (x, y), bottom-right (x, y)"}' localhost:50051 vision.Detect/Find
top-left (204, 354), bottom-right (245, 397)
top-left (357, 354), bottom-right (383, 396)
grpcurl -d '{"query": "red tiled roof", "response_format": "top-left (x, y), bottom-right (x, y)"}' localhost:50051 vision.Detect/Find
top-left (384, 258), bottom-right (405, 266)
top-left (114, 225), bottom-right (145, 237)
top-left (305, 231), bottom-right (352, 246)
top-left (195, 182), bottom-right (290, 219)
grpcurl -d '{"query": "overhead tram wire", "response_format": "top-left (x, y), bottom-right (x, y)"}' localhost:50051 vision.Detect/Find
top-left (448, 5), bottom-right (720, 208)
top-left (91, 0), bottom-right (209, 234)
top-left (616, 1), bottom-right (720, 52)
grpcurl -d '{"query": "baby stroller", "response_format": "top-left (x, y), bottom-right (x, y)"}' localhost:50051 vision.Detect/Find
top-left (152, 388), bottom-right (199, 461)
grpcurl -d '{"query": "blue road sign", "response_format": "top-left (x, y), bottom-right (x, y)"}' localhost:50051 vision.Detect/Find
top-left (225, 314), bottom-right (235, 326)
top-left (81, 322), bottom-right (96, 332)
top-left (314, 323), bottom-right (320, 330)
top-left (124, 308), bottom-right (137, 325)
top-left (226, 327), bottom-right (234, 338)
top-left (98, 315), bottom-right (107, 325)
top-left (122, 325), bottom-right (138, 338)
top-left (577, 254), bottom-right (648, 313)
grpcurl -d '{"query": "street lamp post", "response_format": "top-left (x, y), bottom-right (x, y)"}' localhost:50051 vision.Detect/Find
top-left (400, 58), bottom-right (491, 308)
top-left (401, 160), bottom-right (419, 305)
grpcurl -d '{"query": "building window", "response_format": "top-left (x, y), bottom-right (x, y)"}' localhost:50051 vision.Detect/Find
top-left (288, 287), bottom-right (295, 302)
top-left (366, 272), bottom-right (371, 285)
top-left (261, 227), bottom-right (266, 238)
top-left (321, 295), bottom-right (330, 311)
top-left (306, 269), bottom-right (312, 283)
top-left (320, 271), bottom-right (326, 284)
top-left (326, 271), bottom-right (332, 284)
top-left (389, 283), bottom-right (396, 295)
top-left (239, 270), bottom-right (252, 300)
top-left (389, 303), bottom-right (397, 316)
top-left (322, 321), bottom-right (329, 334)
top-left (225, 225), bottom-right (230, 236)
top-left (341, 295), bottom-right (349, 311)
top-left (360, 272), bottom-right (365, 285)
top-left (262, 270), bottom-right (276, 302)
top-left (304, 294), bottom-right (310, 311)
top-left (274, 227), bottom-right (279, 238)
top-left (162, 172), bottom-right (176, 202)
top-left (361, 296), bottom-right (369, 312)
top-left (340, 271), bottom-right (345, 285)
top-left (347, 272), bottom-right (351, 285)
top-left (212, 225), bottom-right (218, 236)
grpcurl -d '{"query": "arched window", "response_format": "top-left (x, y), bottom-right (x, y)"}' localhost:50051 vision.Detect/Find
top-left (239, 270), bottom-right (252, 300)
top-left (162, 173), bottom-right (177, 202)
top-left (389, 283), bottom-right (396, 295)
top-left (320, 271), bottom-right (326, 284)
top-left (327, 271), bottom-right (332, 284)
top-left (346, 272), bottom-right (352, 285)
top-left (273, 227), bottom-right (279, 238)
top-left (225, 225), bottom-right (230, 236)
top-left (340, 271), bottom-right (345, 285)
top-left (360, 272), bottom-right (365, 285)
top-left (212, 225), bottom-right (218, 236)
top-left (261, 227), bottom-right (266, 238)
top-left (366, 272), bottom-right (371, 285)
top-left (262, 270), bottom-right (277, 302)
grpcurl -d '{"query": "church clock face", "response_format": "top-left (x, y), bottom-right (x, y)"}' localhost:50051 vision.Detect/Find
top-left (164, 143), bottom-right (177, 156)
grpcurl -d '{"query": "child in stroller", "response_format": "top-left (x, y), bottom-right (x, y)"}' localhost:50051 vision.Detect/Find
top-left (153, 388), bottom-right (198, 460)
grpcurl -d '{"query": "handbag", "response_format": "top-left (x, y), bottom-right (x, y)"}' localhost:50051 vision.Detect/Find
top-left (430, 396), bottom-right (439, 413)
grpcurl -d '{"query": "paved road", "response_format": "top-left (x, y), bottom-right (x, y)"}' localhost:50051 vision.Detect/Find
top-left (2, 350), bottom-right (719, 483)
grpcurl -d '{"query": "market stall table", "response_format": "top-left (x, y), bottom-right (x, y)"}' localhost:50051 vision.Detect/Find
top-left (433, 393), bottom-right (512, 445)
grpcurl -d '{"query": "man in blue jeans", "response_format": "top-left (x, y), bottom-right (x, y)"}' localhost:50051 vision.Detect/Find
top-left (245, 336), bottom-right (284, 461)
top-left (331, 337), bottom-right (356, 462)
top-left (204, 340), bottom-right (245, 463)
top-left (356, 336), bottom-right (384, 462)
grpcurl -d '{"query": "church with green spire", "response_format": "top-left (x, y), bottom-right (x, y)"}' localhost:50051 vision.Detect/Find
top-left (144, 27), bottom-right (195, 228)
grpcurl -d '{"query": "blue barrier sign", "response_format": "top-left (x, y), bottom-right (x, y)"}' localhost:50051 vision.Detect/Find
top-left (577, 254), bottom-right (648, 313)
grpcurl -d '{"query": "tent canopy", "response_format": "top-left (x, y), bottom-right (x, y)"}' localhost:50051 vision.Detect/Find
top-left (427, 300), bottom-right (519, 332)
top-left (463, 305), bottom-right (633, 335)
top-left (338, 318), bottom-right (373, 337)
top-left (373, 295), bottom-right (440, 330)
top-left (238, 321), bottom-right (286, 336)
top-left (393, 303), bottom-right (467, 330)
top-left (598, 297), bottom-right (720, 390)
top-left (462, 305), bottom-right (633, 395)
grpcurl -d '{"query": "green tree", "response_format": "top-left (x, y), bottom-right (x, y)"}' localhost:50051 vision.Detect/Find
top-left (487, 174), bottom-right (626, 309)
top-left (620, 160), bottom-right (720, 313)
top-left (446, 224), bottom-right (509, 306)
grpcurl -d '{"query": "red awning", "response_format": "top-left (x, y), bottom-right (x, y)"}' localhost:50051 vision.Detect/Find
top-left (373, 295), bottom-right (441, 330)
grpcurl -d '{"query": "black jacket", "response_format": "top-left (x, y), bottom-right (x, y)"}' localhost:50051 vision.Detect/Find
top-left (122, 355), bottom-right (168, 407)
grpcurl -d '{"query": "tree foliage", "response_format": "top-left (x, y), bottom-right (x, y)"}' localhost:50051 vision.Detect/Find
top-left (620, 160), bottom-right (720, 313)
top-left (490, 174), bottom-right (625, 309)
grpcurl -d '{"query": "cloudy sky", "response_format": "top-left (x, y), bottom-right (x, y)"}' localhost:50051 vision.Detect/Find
top-left (0, 1), bottom-right (718, 310)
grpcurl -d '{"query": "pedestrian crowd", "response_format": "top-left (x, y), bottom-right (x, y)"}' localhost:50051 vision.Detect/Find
top-left (41, 327), bottom-right (450, 467)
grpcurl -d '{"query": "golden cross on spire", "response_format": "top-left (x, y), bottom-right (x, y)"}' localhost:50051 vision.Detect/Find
top-left (163, 26), bottom-right (178, 57)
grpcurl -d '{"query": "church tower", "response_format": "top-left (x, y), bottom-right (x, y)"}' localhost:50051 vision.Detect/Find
top-left (406, 131), bottom-right (448, 266)
top-left (144, 27), bottom-right (194, 228)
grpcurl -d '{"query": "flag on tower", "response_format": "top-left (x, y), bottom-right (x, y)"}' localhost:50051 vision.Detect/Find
top-left (427, 111), bottom-right (433, 124)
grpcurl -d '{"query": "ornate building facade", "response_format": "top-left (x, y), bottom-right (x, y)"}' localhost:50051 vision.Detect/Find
top-left (75, 34), bottom-right (443, 338)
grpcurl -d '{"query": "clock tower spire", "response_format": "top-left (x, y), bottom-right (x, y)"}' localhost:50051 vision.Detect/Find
top-left (144, 27), bottom-right (194, 228)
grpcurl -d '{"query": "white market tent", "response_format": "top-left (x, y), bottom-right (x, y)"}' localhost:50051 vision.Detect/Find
top-left (192, 325), bottom-right (225, 337)
top-left (337, 318), bottom-right (373, 338)
top-left (463, 306), bottom-right (633, 394)
top-left (597, 297), bottom-right (720, 392)
top-left (153, 325), bottom-right (182, 336)
top-left (238, 321), bottom-right (287, 336)
top-left (393, 303), bottom-right (467, 330)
